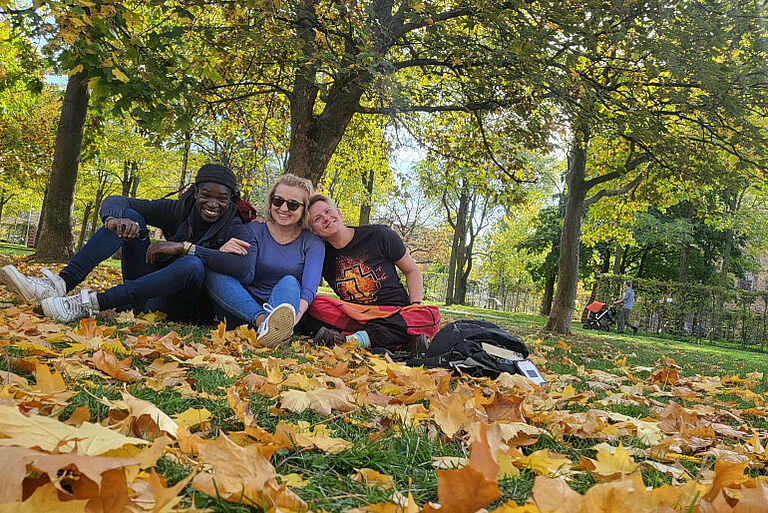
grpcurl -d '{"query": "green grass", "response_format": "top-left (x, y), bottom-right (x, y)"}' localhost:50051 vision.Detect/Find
top-left (0, 242), bottom-right (35, 256)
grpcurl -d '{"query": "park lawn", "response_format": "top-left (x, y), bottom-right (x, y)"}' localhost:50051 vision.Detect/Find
top-left (1, 258), bottom-right (768, 511)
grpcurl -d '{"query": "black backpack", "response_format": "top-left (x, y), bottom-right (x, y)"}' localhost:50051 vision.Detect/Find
top-left (406, 319), bottom-right (530, 378)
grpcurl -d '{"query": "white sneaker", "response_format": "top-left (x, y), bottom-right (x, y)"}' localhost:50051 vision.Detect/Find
top-left (256, 303), bottom-right (296, 348)
top-left (40, 289), bottom-right (99, 323)
top-left (0, 265), bottom-right (67, 303)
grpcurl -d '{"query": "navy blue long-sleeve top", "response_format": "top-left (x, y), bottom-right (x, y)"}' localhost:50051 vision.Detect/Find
top-left (239, 222), bottom-right (325, 305)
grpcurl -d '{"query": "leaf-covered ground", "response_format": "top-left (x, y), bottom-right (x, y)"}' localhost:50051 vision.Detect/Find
top-left (2, 257), bottom-right (768, 512)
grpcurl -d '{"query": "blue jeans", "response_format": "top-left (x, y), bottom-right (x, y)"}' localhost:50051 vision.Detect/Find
top-left (60, 209), bottom-right (207, 321)
top-left (206, 273), bottom-right (300, 327)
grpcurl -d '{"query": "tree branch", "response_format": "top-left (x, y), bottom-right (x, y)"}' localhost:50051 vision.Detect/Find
top-left (585, 172), bottom-right (645, 208)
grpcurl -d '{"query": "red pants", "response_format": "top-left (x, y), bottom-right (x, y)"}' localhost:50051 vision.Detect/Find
top-left (303, 295), bottom-right (441, 350)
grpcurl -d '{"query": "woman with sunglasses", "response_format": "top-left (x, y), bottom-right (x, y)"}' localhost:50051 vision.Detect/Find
top-left (204, 173), bottom-right (324, 348)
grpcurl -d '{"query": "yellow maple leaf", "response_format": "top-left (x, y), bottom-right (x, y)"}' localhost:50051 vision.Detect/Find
top-left (581, 443), bottom-right (639, 482)
top-left (0, 404), bottom-right (147, 455)
top-left (173, 408), bottom-right (212, 429)
top-left (350, 468), bottom-right (395, 490)
top-left (516, 449), bottom-right (574, 477)
top-left (280, 387), bottom-right (355, 415)
top-left (281, 473), bottom-right (310, 489)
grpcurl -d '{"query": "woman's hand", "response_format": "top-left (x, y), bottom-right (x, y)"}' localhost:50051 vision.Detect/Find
top-left (220, 237), bottom-right (251, 255)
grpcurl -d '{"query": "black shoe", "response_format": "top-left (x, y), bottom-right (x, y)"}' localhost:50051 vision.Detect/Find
top-left (313, 327), bottom-right (346, 347)
top-left (405, 334), bottom-right (429, 354)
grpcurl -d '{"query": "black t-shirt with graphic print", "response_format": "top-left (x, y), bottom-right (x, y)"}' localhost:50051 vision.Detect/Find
top-left (322, 225), bottom-right (410, 306)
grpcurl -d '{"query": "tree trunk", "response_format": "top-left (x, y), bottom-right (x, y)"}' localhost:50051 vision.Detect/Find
top-left (720, 193), bottom-right (737, 288)
top-left (720, 228), bottom-right (733, 288)
top-left (679, 244), bottom-right (689, 283)
top-left (178, 131), bottom-right (191, 195)
top-left (455, 247), bottom-right (472, 304)
top-left (130, 161), bottom-right (140, 197)
top-left (445, 190), bottom-right (469, 305)
top-left (89, 185), bottom-right (106, 239)
top-left (540, 273), bottom-right (555, 316)
top-left (612, 241), bottom-right (623, 275)
top-left (678, 201), bottom-right (692, 283)
top-left (545, 133), bottom-right (589, 333)
top-left (358, 168), bottom-right (374, 226)
top-left (0, 189), bottom-right (12, 222)
top-left (77, 202), bottom-right (92, 251)
top-left (34, 71), bottom-right (90, 262)
top-left (283, 0), bottom-right (369, 186)
top-left (34, 186), bottom-right (48, 249)
top-left (638, 248), bottom-right (648, 278)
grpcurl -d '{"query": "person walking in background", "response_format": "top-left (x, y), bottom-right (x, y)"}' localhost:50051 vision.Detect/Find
top-left (204, 174), bottom-right (324, 348)
top-left (0, 164), bottom-right (252, 323)
top-left (613, 280), bottom-right (638, 335)
top-left (303, 194), bottom-right (440, 354)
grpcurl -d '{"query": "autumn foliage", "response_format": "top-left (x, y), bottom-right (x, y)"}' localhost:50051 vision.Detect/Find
top-left (1, 260), bottom-right (767, 512)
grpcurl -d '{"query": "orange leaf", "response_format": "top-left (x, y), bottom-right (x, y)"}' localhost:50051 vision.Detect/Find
top-left (90, 349), bottom-right (142, 382)
top-left (425, 423), bottom-right (502, 513)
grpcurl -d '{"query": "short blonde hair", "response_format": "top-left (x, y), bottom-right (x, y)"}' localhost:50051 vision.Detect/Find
top-left (307, 193), bottom-right (338, 211)
top-left (265, 174), bottom-right (315, 229)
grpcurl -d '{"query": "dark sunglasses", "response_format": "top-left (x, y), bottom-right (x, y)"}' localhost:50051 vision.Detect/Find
top-left (271, 195), bottom-right (304, 212)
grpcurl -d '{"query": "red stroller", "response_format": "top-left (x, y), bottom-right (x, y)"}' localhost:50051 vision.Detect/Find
top-left (583, 301), bottom-right (615, 331)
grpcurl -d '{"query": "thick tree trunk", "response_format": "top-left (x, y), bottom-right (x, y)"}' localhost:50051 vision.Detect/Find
top-left (540, 273), bottom-right (555, 316)
top-left (545, 135), bottom-right (589, 333)
top-left (284, 99), bottom-right (362, 185)
top-left (34, 72), bottom-right (90, 262)
top-left (358, 168), bottom-right (374, 226)
top-left (284, 0), bottom-right (369, 186)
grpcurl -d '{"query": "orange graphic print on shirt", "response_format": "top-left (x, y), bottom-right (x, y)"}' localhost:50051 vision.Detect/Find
top-left (334, 255), bottom-right (385, 304)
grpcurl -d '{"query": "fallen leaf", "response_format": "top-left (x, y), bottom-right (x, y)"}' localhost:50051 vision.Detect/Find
top-left (0, 405), bottom-right (147, 455)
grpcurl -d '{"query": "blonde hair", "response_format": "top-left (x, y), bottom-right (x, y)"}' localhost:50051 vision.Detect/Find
top-left (307, 193), bottom-right (338, 211)
top-left (265, 173), bottom-right (315, 229)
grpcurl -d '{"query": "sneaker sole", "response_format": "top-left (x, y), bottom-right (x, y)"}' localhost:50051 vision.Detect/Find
top-left (258, 306), bottom-right (295, 348)
top-left (0, 265), bottom-right (36, 302)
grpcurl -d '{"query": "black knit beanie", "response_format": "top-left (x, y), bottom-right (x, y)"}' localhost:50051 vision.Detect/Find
top-left (194, 164), bottom-right (239, 197)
